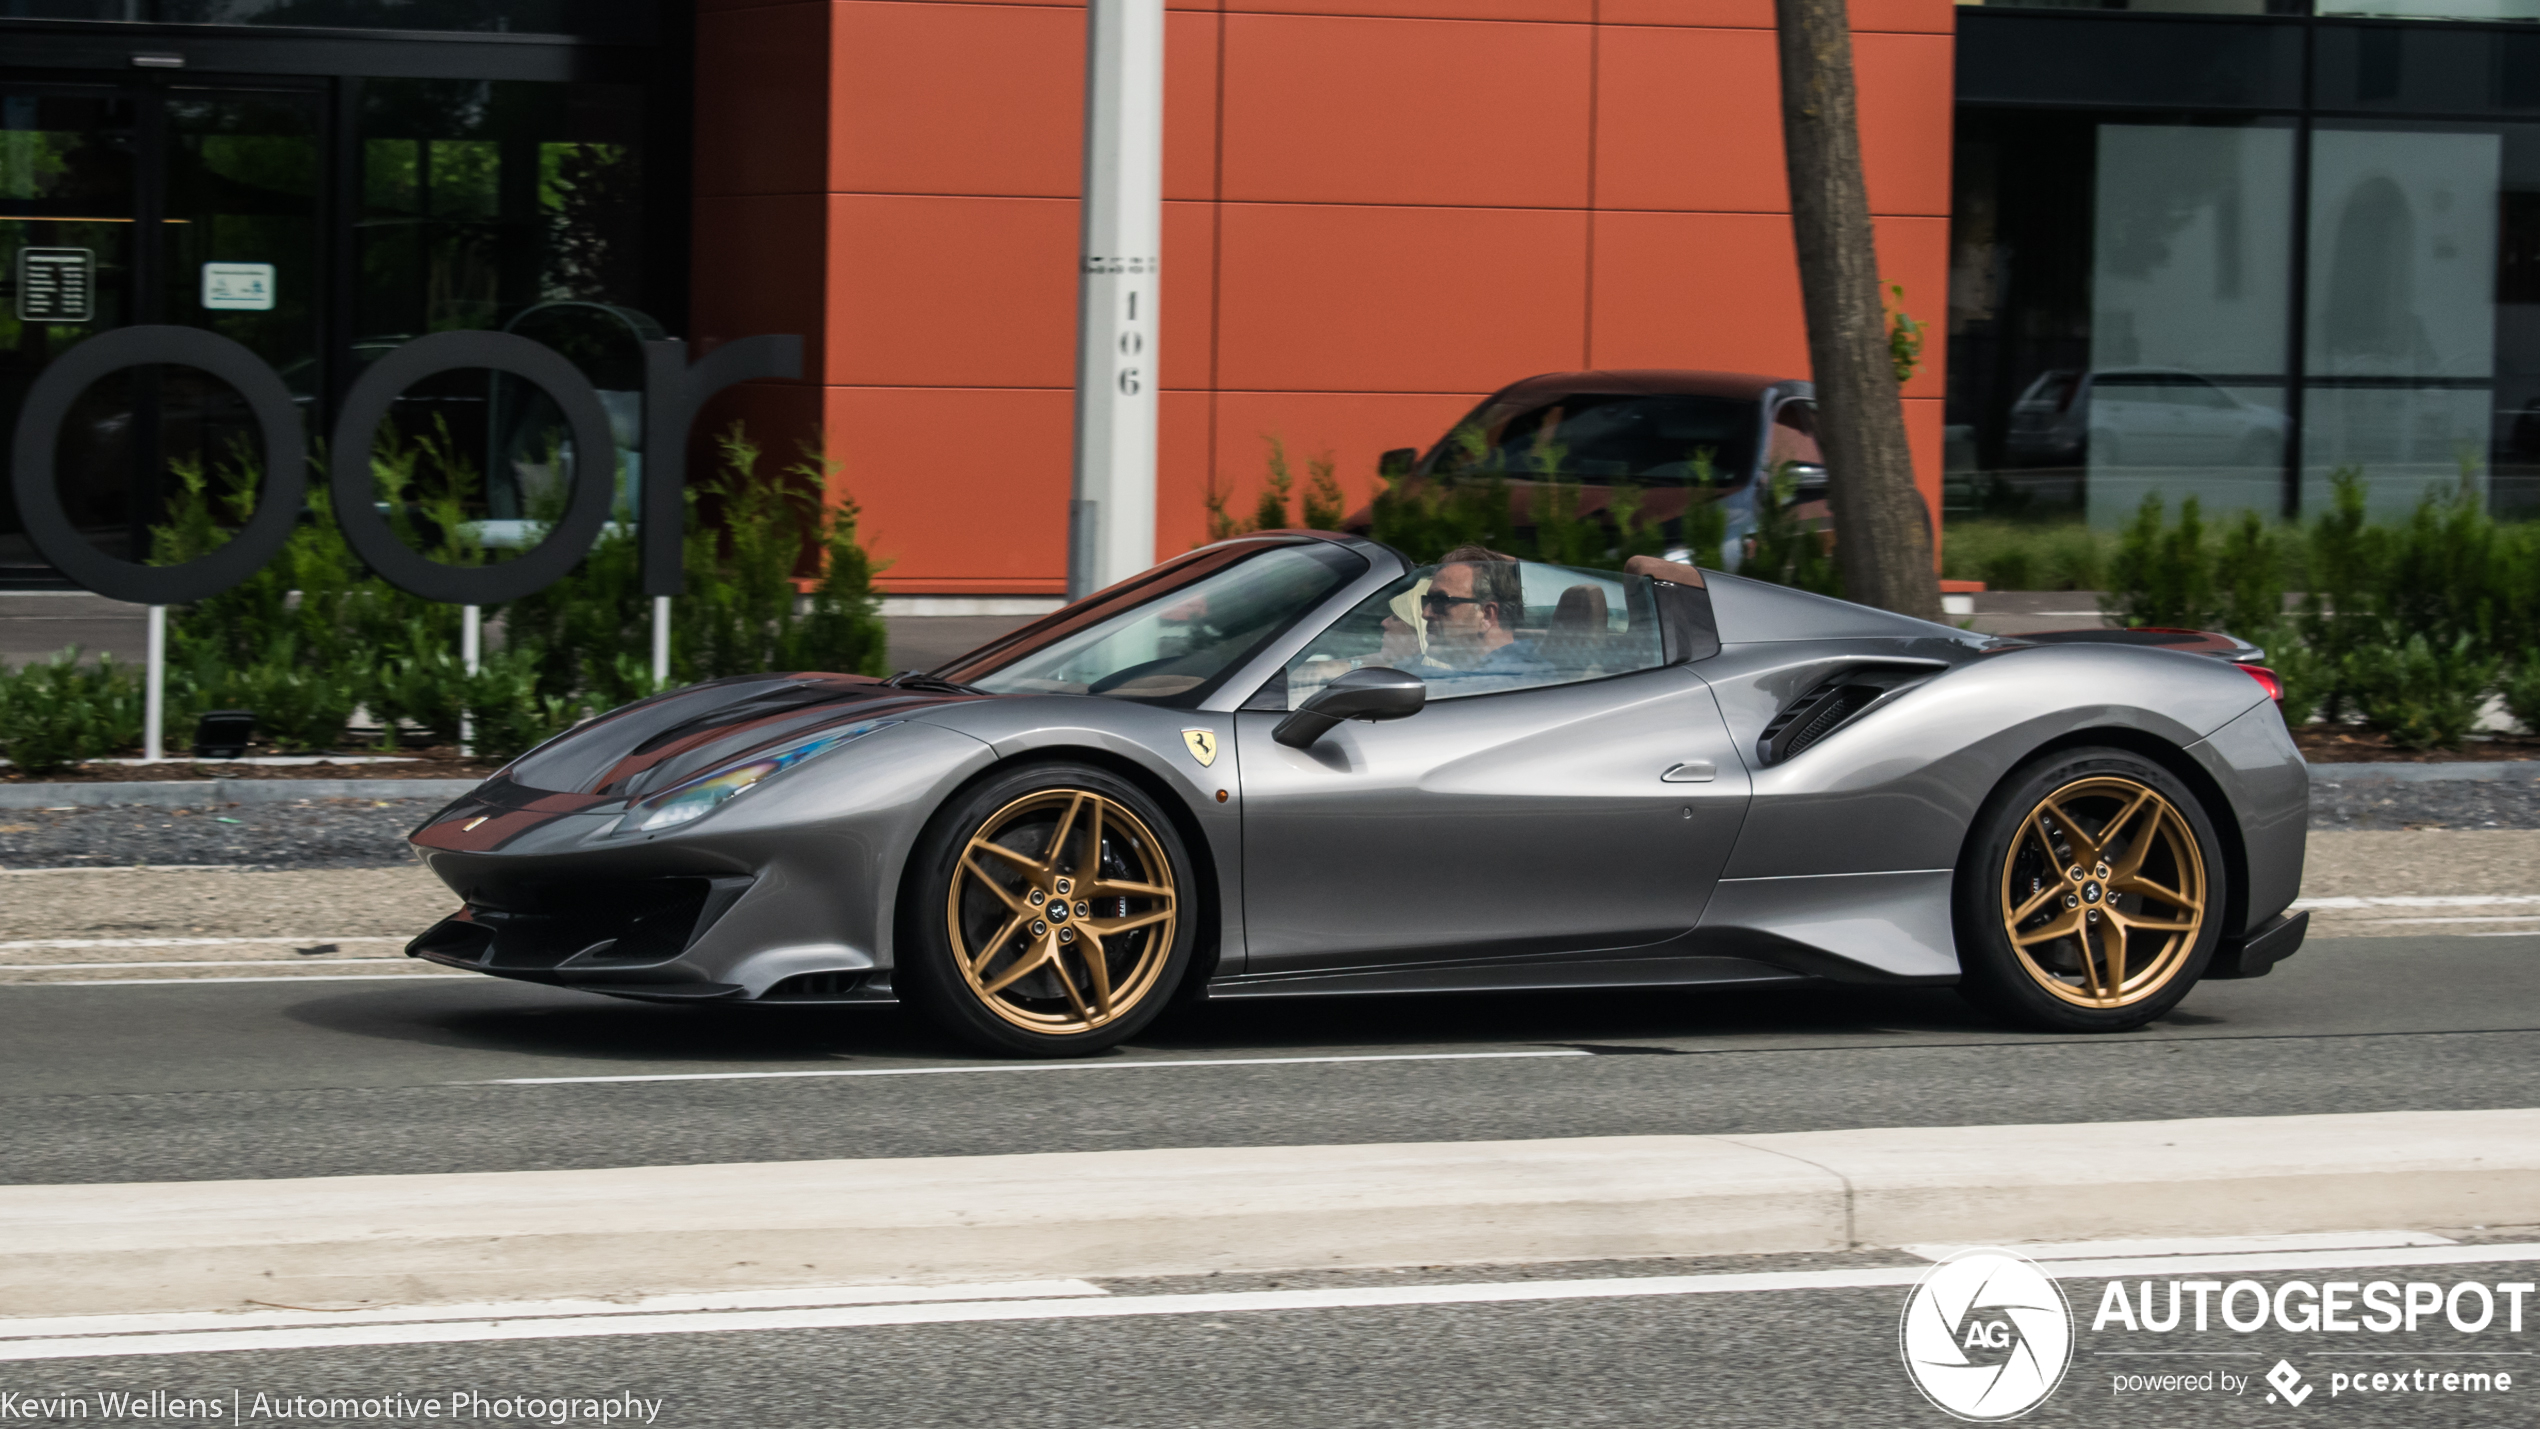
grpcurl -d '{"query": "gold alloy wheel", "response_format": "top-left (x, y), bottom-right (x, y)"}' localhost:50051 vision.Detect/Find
top-left (946, 788), bottom-right (1178, 1035)
top-left (1999, 774), bottom-right (2208, 1009)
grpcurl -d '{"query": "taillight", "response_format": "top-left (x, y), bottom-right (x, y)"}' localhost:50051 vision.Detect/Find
top-left (2236, 663), bottom-right (2284, 702)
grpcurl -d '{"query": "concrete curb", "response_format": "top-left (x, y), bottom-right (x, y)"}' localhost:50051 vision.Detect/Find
top-left (0, 779), bottom-right (478, 809)
top-left (2, 1108), bottom-right (2531, 1316)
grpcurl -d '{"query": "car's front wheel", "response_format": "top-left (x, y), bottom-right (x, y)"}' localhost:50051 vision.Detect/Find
top-left (1954, 746), bottom-right (2226, 1032)
top-left (896, 762), bottom-right (1196, 1057)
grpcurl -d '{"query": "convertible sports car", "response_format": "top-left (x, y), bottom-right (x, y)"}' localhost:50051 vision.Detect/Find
top-left (407, 533), bottom-right (2310, 1056)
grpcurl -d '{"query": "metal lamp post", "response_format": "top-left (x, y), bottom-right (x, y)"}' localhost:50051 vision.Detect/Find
top-left (1066, 0), bottom-right (1164, 601)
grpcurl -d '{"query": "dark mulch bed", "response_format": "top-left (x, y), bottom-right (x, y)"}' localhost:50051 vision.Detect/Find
top-left (2293, 728), bottom-right (2540, 763)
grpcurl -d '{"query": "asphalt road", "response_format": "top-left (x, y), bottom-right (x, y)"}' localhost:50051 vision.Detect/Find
top-left (6, 1248), bottom-right (2533, 1428)
top-left (1, 933), bottom-right (2532, 1185)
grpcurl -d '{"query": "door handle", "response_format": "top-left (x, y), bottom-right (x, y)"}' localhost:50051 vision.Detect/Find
top-left (1661, 760), bottom-right (1716, 783)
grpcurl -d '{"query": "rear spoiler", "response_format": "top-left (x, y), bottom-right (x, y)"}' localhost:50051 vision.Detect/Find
top-left (2000, 626), bottom-right (2266, 664)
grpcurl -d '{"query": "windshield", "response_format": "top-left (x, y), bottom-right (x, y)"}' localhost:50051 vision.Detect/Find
top-left (940, 539), bottom-right (1367, 705)
top-left (1428, 392), bottom-right (1760, 486)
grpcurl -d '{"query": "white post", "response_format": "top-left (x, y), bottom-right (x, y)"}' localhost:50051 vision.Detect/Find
top-left (651, 595), bottom-right (671, 691)
top-left (144, 605), bottom-right (166, 762)
top-left (1066, 0), bottom-right (1164, 601)
top-left (459, 604), bottom-right (481, 758)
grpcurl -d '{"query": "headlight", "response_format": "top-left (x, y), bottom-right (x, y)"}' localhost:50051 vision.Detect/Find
top-left (610, 719), bottom-right (898, 836)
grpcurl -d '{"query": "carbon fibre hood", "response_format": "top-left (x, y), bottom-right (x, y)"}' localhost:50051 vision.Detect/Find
top-left (412, 673), bottom-right (983, 854)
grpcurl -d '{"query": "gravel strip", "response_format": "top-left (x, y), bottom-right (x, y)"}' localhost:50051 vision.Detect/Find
top-left (0, 799), bottom-right (437, 870)
top-left (2308, 775), bottom-right (2540, 829)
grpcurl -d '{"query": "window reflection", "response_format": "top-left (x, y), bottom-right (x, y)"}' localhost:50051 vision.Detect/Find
top-left (1284, 555), bottom-right (1666, 706)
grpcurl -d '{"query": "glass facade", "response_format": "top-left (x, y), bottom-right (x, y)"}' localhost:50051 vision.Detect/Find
top-left (0, 10), bottom-right (681, 583)
top-left (0, 2), bottom-right (655, 42)
top-left (1951, 11), bottom-right (2540, 523)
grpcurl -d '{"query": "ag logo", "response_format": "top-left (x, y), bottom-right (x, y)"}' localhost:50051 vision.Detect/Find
top-left (1898, 1248), bottom-right (2073, 1421)
top-left (1181, 729), bottom-right (1218, 767)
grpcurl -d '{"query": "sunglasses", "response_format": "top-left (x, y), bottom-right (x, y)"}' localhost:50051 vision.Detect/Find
top-left (1420, 591), bottom-right (1484, 611)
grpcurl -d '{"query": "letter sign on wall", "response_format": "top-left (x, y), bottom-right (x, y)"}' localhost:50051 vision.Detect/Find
top-left (8, 327), bottom-right (802, 607)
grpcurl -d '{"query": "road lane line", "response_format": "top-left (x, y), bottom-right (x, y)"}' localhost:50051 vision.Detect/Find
top-left (490, 1050), bottom-right (1598, 1084)
top-left (1, 960), bottom-right (408, 970)
top-left (2296, 894), bottom-right (2540, 908)
top-left (10, 973), bottom-right (459, 986)
top-left (0, 1280), bottom-right (1108, 1341)
top-left (1901, 1229), bottom-right (2455, 1261)
top-left (6, 1245), bottom-right (2536, 1362)
top-left (0, 937), bottom-right (405, 950)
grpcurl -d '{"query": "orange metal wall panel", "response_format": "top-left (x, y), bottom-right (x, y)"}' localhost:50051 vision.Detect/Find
top-left (1593, 26), bottom-right (1785, 215)
top-left (1596, 28), bottom-right (1951, 219)
top-left (1219, 15), bottom-right (1593, 208)
top-left (1854, 32), bottom-right (1954, 218)
top-left (1590, 210), bottom-right (1949, 399)
top-left (692, 0), bottom-right (1957, 591)
top-left (828, 2), bottom-right (1084, 198)
top-left (1216, 203), bottom-right (1589, 393)
top-left (1202, 388), bottom-right (1487, 524)
top-left (1232, 0), bottom-right (1590, 22)
top-left (822, 194), bottom-right (1078, 388)
top-left (1161, 199), bottom-right (1218, 392)
top-left (821, 386), bottom-right (1076, 592)
top-left (1590, 210), bottom-right (1807, 375)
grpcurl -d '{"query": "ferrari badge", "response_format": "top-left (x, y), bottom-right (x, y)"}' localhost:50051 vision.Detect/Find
top-left (1181, 729), bottom-right (1218, 767)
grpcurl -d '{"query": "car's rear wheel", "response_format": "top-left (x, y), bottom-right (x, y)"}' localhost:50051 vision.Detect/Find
top-left (897, 762), bottom-right (1195, 1057)
top-left (1954, 747), bottom-right (2225, 1032)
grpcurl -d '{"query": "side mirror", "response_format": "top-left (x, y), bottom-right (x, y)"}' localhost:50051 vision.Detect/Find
top-left (1272, 667), bottom-right (1427, 749)
top-left (1377, 447), bottom-right (1418, 479)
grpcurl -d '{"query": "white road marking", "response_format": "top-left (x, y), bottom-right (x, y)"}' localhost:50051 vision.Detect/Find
top-left (1, 960), bottom-right (407, 970)
top-left (5, 1244), bottom-right (2536, 1362)
top-left (0, 936), bottom-right (404, 950)
top-left (0, 866), bottom-right (257, 876)
top-left (1902, 1229), bottom-right (2455, 1262)
top-left (492, 1050), bottom-right (1597, 1085)
top-left (14, 973), bottom-right (458, 986)
top-left (2296, 894), bottom-right (2540, 909)
top-left (0, 1280), bottom-right (1107, 1341)
top-left (2334, 915), bottom-right (2540, 925)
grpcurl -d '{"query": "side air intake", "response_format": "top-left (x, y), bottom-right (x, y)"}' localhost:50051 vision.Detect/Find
top-left (1757, 666), bottom-right (1934, 766)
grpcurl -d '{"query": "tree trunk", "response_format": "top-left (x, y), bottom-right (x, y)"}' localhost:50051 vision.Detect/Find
top-left (1773, 0), bottom-right (1942, 620)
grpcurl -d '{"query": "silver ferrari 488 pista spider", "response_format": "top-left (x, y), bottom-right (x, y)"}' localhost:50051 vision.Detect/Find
top-left (407, 533), bottom-right (2308, 1056)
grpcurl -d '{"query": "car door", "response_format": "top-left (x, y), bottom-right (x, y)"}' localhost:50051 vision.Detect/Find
top-left (1232, 563), bottom-right (1752, 977)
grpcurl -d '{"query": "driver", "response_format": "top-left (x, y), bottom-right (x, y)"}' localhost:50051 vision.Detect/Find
top-left (1416, 546), bottom-right (1550, 693)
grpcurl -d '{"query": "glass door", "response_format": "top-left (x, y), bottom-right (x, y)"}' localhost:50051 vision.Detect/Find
top-left (0, 76), bottom-right (321, 581)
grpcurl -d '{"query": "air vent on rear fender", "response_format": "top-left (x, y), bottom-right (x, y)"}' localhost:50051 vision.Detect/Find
top-left (1757, 666), bottom-right (1932, 766)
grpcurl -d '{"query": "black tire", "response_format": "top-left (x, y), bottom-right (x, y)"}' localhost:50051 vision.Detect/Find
top-left (1954, 746), bottom-right (2227, 1033)
top-left (895, 761), bottom-right (1198, 1057)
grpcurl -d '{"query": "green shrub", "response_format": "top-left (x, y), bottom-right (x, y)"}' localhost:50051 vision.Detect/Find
top-left (2343, 634), bottom-right (2497, 751)
top-left (2500, 652), bottom-right (2540, 736)
top-left (1745, 461), bottom-right (1840, 595)
top-left (0, 651), bottom-right (143, 773)
top-left (461, 645), bottom-right (584, 764)
top-left (2247, 623), bottom-right (2330, 727)
top-left (1939, 519), bottom-right (2111, 592)
top-left (134, 418), bottom-right (888, 761)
